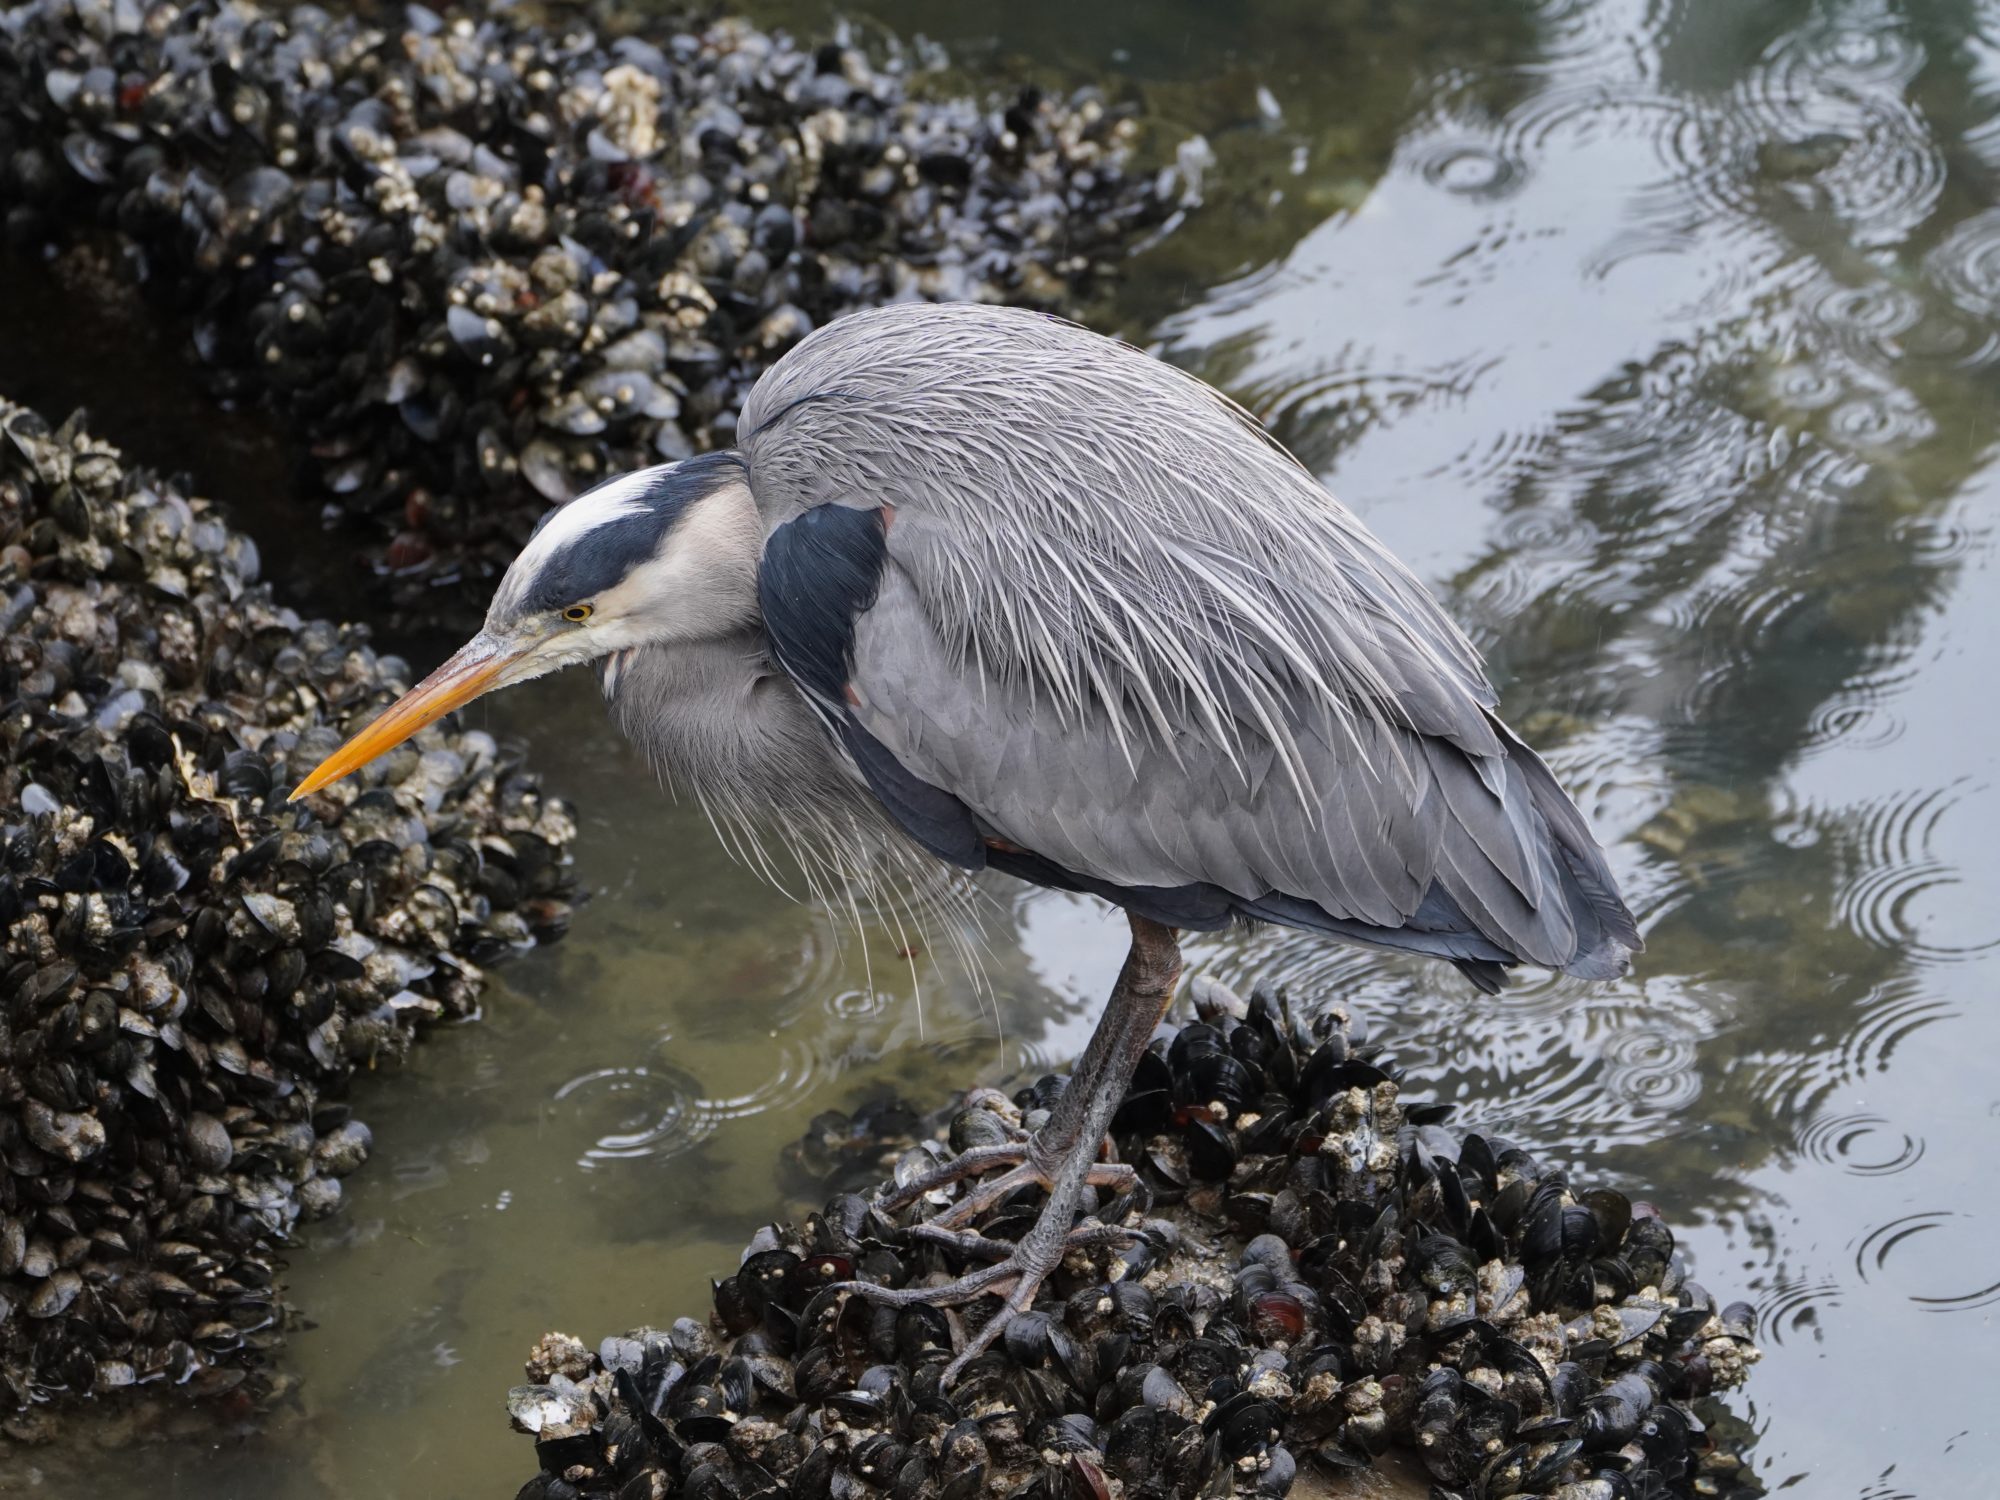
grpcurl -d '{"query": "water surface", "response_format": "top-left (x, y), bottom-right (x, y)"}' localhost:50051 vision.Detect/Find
top-left (11, 1), bottom-right (2000, 1496)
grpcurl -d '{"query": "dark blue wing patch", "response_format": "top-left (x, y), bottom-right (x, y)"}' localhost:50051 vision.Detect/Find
top-left (1236, 887), bottom-right (1512, 992)
top-left (839, 718), bottom-right (986, 869)
top-left (760, 504), bottom-right (986, 868)
top-left (758, 504), bottom-right (890, 704)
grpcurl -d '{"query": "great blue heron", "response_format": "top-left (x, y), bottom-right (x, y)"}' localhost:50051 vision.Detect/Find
top-left (292, 301), bottom-right (1639, 1378)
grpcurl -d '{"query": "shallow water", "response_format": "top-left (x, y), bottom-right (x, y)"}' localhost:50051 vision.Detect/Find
top-left (11, 0), bottom-right (2000, 1496)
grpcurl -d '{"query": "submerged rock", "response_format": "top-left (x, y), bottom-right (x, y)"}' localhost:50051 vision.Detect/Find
top-left (508, 990), bottom-right (1759, 1499)
top-left (0, 0), bottom-right (1173, 597)
top-left (0, 400), bottom-right (575, 1422)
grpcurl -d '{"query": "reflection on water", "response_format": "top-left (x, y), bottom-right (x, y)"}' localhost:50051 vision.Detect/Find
top-left (1147, 0), bottom-right (2000, 1493)
top-left (16, 0), bottom-right (2000, 1496)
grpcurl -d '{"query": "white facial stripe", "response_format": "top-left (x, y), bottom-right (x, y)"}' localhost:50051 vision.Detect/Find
top-left (510, 463), bottom-right (679, 581)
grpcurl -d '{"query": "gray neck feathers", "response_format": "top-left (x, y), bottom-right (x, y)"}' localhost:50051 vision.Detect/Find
top-left (606, 629), bottom-right (841, 819)
top-left (604, 630), bottom-right (974, 947)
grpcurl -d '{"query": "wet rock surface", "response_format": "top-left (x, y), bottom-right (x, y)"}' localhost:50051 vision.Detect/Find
top-left (0, 0), bottom-right (1173, 597)
top-left (0, 399), bottom-right (575, 1424)
top-left (509, 987), bottom-right (1760, 1500)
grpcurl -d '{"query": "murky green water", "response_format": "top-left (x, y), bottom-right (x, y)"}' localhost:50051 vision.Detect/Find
top-left (11, 0), bottom-right (2000, 1495)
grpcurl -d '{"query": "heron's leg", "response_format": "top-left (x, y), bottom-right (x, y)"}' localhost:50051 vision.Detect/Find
top-left (876, 920), bottom-right (1172, 1215)
top-left (837, 915), bottom-right (1182, 1384)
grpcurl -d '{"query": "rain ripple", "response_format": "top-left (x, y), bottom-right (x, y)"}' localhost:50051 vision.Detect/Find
top-left (1888, 509), bottom-right (1985, 568)
top-left (1808, 275), bottom-right (1991, 371)
top-left (553, 1060), bottom-right (708, 1168)
top-left (1737, 10), bottom-right (1944, 249)
top-left (1801, 694), bottom-right (1906, 755)
top-left (1835, 784), bottom-right (1995, 962)
top-left (1499, 83), bottom-right (1759, 229)
top-left (1402, 135), bottom-right (1527, 199)
top-left (1808, 280), bottom-right (1922, 363)
top-left (1769, 4), bottom-right (1927, 93)
top-left (1852, 1212), bottom-right (2000, 1315)
top-left (1249, 361), bottom-right (1486, 471)
top-left (1754, 1277), bottom-right (1843, 1347)
top-left (1745, 979), bottom-right (1956, 1131)
top-left (825, 988), bottom-right (893, 1021)
top-left (1768, 358), bottom-right (1845, 411)
top-left (1824, 390), bottom-right (1934, 452)
top-left (552, 1038), bottom-right (823, 1170)
top-left (1459, 504), bottom-right (1605, 620)
top-left (1799, 650), bottom-right (1915, 756)
top-left (1522, 0), bottom-right (1675, 73)
top-left (1796, 1111), bottom-right (1925, 1176)
top-left (1836, 986), bottom-right (1957, 1078)
top-left (1431, 423), bottom-right (1550, 494)
top-left (680, 1041), bottom-right (821, 1126)
top-left (1926, 208), bottom-right (2000, 322)
top-left (1599, 1020), bottom-right (1705, 1113)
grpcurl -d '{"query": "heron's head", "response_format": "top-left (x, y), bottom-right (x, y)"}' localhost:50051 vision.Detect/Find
top-left (290, 452), bottom-right (758, 800)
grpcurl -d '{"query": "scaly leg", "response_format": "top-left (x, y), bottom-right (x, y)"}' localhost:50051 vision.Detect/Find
top-left (837, 914), bottom-right (1182, 1384)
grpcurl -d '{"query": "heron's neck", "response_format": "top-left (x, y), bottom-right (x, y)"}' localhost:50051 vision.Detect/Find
top-left (604, 627), bottom-right (840, 811)
top-left (603, 628), bottom-right (980, 965)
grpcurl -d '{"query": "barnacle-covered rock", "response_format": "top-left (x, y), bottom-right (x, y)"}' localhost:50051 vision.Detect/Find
top-left (0, 0), bottom-right (1174, 601)
top-left (510, 988), bottom-right (1759, 1498)
top-left (0, 400), bottom-right (575, 1423)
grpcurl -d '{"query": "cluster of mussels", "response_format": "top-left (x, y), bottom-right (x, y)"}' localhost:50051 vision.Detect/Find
top-left (508, 987), bottom-right (1760, 1500)
top-left (0, 0), bottom-right (1174, 590)
top-left (0, 400), bottom-right (576, 1428)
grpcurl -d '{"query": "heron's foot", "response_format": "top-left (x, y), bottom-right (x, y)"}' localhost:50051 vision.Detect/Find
top-left (883, 1150), bottom-right (1136, 1231)
top-left (852, 1112), bottom-right (1149, 1383)
top-left (834, 1217), bottom-right (1132, 1383)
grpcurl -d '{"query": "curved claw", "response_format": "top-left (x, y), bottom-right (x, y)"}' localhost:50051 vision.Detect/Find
top-left (836, 1192), bottom-right (1142, 1384)
top-left (945, 1269), bottom-right (1046, 1380)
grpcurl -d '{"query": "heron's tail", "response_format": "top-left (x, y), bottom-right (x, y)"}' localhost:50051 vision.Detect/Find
top-left (1488, 717), bottom-right (1643, 981)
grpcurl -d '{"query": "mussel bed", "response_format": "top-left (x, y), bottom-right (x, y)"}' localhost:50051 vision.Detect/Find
top-left (0, 400), bottom-right (576, 1430)
top-left (508, 985), bottom-right (1761, 1500)
top-left (0, 0), bottom-right (1176, 598)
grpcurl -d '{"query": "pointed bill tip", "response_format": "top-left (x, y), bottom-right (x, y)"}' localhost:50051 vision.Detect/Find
top-left (287, 633), bottom-right (521, 802)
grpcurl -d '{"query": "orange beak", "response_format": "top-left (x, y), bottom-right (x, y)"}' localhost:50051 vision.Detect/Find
top-left (288, 632), bottom-right (529, 801)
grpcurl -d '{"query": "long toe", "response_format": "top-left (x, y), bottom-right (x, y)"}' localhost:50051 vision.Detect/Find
top-left (830, 1257), bottom-right (1023, 1310)
top-left (940, 1253), bottom-right (1060, 1385)
top-left (878, 1142), bottom-right (1032, 1212)
top-left (908, 1218), bottom-right (1139, 1261)
top-left (834, 1230), bottom-right (1070, 1385)
top-left (846, 1140), bottom-right (1148, 1381)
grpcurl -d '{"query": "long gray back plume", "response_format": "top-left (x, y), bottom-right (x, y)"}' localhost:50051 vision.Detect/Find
top-left (714, 303), bottom-right (1639, 981)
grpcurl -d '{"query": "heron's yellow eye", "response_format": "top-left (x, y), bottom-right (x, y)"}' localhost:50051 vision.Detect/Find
top-left (563, 604), bottom-right (593, 623)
